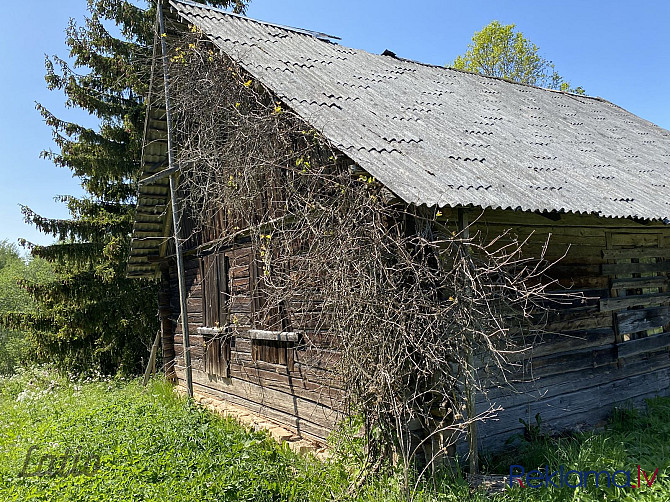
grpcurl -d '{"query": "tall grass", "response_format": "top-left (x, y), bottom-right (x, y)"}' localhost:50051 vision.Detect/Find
top-left (0, 368), bottom-right (467, 501)
top-left (483, 400), bottom-right (670, 501)
top-left (0, 368), bottom-right (667, 501)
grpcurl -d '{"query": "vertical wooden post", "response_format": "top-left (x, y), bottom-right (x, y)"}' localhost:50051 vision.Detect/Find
top-left (143, 330), bottom-right (161, 386)
top-left (458, 207), bottom-right (478, 475)
top-left (159, 0), bottom-right (193, 398)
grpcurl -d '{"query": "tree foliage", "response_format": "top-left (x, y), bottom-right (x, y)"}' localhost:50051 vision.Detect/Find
top-left (451, 21), bottom-right (585, 94)
top-left (9, 0), bottom-right (248, 375)
top-left (0, 241), bottom-right (54, 374)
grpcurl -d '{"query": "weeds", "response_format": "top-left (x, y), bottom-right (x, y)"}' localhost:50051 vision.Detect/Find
top-left (0, 369), bottom-right (668, 501)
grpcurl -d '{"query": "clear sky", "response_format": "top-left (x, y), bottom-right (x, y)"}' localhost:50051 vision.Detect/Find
top-left (1, 0), bottom-right (668, 250)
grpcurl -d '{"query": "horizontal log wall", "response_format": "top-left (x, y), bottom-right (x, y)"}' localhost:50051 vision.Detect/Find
top-left (169, 207), bottom-right (669, 450)
top-left (445, 208), bottom-right (670, 452)
top-left (170, 244), bottom-right (343, 443)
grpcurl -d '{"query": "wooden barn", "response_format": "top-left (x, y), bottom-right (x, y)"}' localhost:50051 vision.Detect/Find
top-left (127, 0), bottom-right (670, 453)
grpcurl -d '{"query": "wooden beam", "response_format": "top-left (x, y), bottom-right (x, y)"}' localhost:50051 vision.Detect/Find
top-left (458, 207), bottom-right (478, 475)
top-left (197, 327), bottom-right (229, 336)
top-left (602, 261), bottom-right (670, 276)
top-left (611, 276), bottom-right (669, 290)
top-left (617, 306), bottom-right (670, 334)
top-left (602, 248), bottom-right (670, 260)
top-left (143, 330), bottom-right (161, 386)
top-left (139, 164), bottom-right (180, 186)
top-left (159, 0), bottom-right (192, 398)
top-left (248, 329), bottom-right (300, 342)
top-left (600, 292), bottom-right (670, 311)
top-left (617, 332), bottom-right (670, 359)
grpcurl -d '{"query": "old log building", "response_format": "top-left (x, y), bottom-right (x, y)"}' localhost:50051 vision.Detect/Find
top-left (128, 0), bottom-right (670, 452)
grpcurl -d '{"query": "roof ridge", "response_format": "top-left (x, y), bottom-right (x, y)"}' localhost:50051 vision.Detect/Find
top-left (168, 0), bottom-right (341, 41)
top-left (170, 0), bottom-right (603, 100)
top-left (383, 54), bottom-right (602, 100)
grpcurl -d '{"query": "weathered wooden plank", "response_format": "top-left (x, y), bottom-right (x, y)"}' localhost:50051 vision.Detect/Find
top-left (611, 233), bottom-right (663, 247)
top-left (611, 276), bottom-right (669, 290)
top-left (600, 292), bottom-right (670, 311)
top-left (617, 306), bottom-right (670, 334)
top-left (197, 326), bottom-right (228, 335)
top-left (525, 344), bottom-right (617, 378)
top-left (299, 330), bottom-right (339, 348)
top-left (232, 344), bottom-right (341, 372)
top-left (471, 208), bottom-right (657, 229)
top-left (230, 265), bottom-right (250, 280)
top-left (229, 349), bottom-right (341, 390)
top-left (248, 329), bottom-right (300, 342)
top-left (543, 310), bottom-right (612, 332)
top-left (230, 276), bottom-right (250, 294)
top-left (603, 248), bottom-right (670, 260)
top-left (229, 363), bottom-right (343, 405)
top-left (540, 289), bottom-right (606, 312)
top-left (478, 366), bottom-right (670, 448)
top-left (176, 373), bottom-right (335, 442)
top-left (617, 332), bottom-right (670, 359)
top-left (521, 328), bottom-right (615, 360)
top-left (476, 232), bottom-right (607, 250)
top-left (602, 261), bottom-right (670, 276)
top-left (475, 236), bottom-right (604, 260)
top-left (481, 345), bottom-right (670, 403)
top-left (186, 297), bottom-right (202, 313)
top-left (555, 275), bottom-right (610, 290)
top-left (480, 384), bottom-right (666, 452)
top-left (181, 367), bottom-right (339, 431)
top-left (230, 296), bottom-right (252, 314)
top-left (174, 319), bottom-right (204, 335)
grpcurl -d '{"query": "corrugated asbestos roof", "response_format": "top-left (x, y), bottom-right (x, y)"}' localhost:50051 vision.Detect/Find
top-left (128, 0), bottom-right (670, 277)
top-left (169, 0), bottom-right (670, 222)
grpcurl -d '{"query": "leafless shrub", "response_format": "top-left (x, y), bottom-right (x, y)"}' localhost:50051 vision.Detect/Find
top-left (164, 31), bottom-right (568, 492)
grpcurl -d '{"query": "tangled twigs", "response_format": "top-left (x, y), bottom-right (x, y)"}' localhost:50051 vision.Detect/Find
top-left (166, 32), bottom-right (567, 491)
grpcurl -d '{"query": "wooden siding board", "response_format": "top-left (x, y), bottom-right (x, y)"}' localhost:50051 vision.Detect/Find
top-left (617, 306), bottom-right (670, 334)
top-left (177, 372), bottom-right (334, 442)
top-left (520, 328), bottom-right (615, 360)
top-left (611, 276), bottom-right (669, 290)
top-left (600, 292), bottom-right (670, 312)
top-left (602, 262), bottom-right (670, 276)
top-left (478, 366), bottom-right (670, 450)
top-left (617, 332), bottom-right (670, 359)
top-left (481, 347), bottom-right (670, 404)
top-left (175, 367), bottom-right (339, 432)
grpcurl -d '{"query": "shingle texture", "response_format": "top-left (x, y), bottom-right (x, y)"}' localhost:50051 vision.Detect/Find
top-left (169, 0), bottom-right (670, 222)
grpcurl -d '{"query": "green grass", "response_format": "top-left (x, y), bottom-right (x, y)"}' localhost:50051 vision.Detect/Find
top-left (0, 368), bottom-right (668, 501)
top-left (0, 368), bottom-right (340, 501)
top-left (0, 367), bottom-right (464, 501)
top-left (480, 399), bottom-right (670, 501)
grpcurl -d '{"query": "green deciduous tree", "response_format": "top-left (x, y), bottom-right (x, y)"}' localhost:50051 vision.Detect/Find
top-left (450, 21), bottom-right (585, 94)
top-left (0, 241), bottom-right (54, 374)
top-left (8, 0), bottom-right (248, 375)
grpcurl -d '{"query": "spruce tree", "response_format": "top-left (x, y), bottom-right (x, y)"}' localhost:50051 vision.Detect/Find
top-left (14, 0), bottom-right (248, 375)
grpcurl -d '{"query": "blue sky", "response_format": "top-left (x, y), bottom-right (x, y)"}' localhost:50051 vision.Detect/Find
top-left (1, 0), bottom-right (668, 250)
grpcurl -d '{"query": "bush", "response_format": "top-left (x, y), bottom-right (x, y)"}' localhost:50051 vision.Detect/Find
top-left (0, 241), bottom-right (53, 374)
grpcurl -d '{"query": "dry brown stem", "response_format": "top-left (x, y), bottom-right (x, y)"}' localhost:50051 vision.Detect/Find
top-left (164, 32), bottom-right (571, 490)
